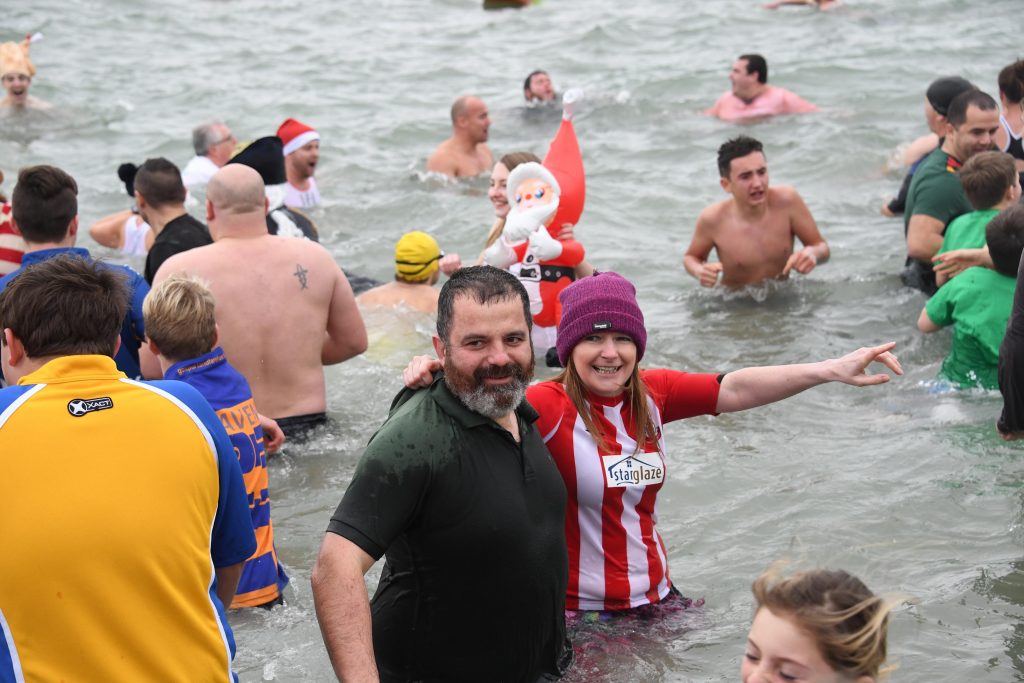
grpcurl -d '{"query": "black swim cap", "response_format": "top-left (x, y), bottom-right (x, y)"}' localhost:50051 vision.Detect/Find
top-left (926, 77), bottom-right (975, 117)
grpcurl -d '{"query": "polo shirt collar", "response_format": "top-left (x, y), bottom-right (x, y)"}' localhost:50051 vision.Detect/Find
top-left (19, 354), bottom-right (123, 385)
top-left (21, 247), bottom-right (90, 268)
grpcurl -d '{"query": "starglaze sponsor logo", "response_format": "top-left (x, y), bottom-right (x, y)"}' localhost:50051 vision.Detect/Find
top-left (602, 452), bottom-right (665, 488)
top-left (67, 397), bottom-right (114, 417)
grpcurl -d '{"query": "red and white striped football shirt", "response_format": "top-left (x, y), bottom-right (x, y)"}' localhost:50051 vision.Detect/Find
top-left (528, 369), bottom-right (720, 611)
top-left (0, 203), bottom-right (25, 277)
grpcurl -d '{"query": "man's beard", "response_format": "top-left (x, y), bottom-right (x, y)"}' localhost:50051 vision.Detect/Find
top-left (444, 352), bottom-right (535, 420)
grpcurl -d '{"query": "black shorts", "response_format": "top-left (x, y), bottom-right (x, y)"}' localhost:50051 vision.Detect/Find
top-left (273, 412), bottom-right (328, 441)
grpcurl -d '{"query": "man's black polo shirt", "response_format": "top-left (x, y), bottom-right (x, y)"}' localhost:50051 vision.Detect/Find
top-left (328, 375), bottom-right (569, 683)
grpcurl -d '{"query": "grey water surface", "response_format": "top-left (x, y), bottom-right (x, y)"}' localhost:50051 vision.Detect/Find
top-left (5, 0), bottom-right (1024, 680)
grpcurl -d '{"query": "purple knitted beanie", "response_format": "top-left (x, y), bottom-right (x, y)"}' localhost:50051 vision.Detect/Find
top-left (556, 272), bottom-right (647, 366)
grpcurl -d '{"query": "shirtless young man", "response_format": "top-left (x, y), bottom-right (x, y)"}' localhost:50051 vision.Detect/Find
top-left (426, 96), bottom-right (494, 178)
top-left (684, 136), bottom-right (829, 288)
top-left (143, 165), bottom-right (367, 433)
top-left (705, 54), bottom-right (817, 122)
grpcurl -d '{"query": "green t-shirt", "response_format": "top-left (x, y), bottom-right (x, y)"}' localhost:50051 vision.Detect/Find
top-left (936, 208), bottom-right (1000, 255)
top-left (904, 148), bottom-right (972, 233)
top-left (925, 266), bottom-right (1016, 388)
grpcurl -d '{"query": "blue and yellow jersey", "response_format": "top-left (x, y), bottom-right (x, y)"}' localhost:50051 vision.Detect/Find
top-left (0, 355), bottom-right (255, 683)
top-left (166, 347), bottom-right (289, 608)
top-left (0, 248), bottom-right (149, 379)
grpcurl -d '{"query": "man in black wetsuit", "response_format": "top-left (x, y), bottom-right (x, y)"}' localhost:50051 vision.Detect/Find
top-left (312, 266), bottom-right (570, 683)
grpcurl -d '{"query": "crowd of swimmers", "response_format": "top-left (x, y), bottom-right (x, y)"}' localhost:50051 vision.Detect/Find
top-left (1, 17), bottom-right (1024, 683)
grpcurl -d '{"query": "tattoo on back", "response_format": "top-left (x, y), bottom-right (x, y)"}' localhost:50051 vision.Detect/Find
top-left (294, 264), bottom-right (309, 290)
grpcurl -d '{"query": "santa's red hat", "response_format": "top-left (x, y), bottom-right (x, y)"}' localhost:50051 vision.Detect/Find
top-left (276, 118), bottom-right (320, 156)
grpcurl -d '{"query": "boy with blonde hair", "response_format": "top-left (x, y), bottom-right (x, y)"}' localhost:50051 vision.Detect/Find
top-left (145, 274), bottom-right (288, 608)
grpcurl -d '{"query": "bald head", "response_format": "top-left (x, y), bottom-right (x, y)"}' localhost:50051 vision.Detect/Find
top-left (449, 96), bottom-right (490, 145)
top-left (207, 165), bottom-right (266, 216)
top-left (451, 96), bottom-right (481, 124)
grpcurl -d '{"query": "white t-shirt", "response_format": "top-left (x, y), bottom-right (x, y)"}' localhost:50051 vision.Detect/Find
top-left (284, 177), bottom-right (320, 209)
top-left (180, 155), bottom-right (220, 188)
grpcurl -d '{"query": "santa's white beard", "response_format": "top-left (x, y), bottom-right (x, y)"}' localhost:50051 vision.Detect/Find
top-left (503, 199), bottom-right (559, 243)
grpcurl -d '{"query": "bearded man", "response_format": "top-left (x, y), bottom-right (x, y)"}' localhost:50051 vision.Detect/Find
top-left (311, 266), bottom-right (571, 683)
top-left (277, 118), bottom-right (322, 209)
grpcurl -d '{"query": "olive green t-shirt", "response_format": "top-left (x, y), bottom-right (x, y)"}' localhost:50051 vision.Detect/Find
top-left (902, 148), bottom-right (973, 294)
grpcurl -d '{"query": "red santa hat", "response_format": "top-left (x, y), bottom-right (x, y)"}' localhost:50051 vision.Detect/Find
top-left (276, 118), bottom-right (320, 156)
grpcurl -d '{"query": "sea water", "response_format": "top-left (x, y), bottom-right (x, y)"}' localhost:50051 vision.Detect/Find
top-left (4, 0), bottom-right (1024, 680)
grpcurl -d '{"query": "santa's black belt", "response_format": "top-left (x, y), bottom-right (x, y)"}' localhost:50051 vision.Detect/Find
top-left (519, 264), bottom-right (576, 282)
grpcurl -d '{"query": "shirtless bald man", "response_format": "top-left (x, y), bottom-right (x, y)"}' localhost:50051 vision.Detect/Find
top-left (684, 136), bottom-right (829, 288)
top-left (426, 96), bottom-right (494, 177)
top-left (705, 54), bottom-right (817, 122)
top-left (143, 165), bottom-right (367, 434)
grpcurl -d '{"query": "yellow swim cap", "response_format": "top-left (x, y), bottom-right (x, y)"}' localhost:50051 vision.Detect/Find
top-left (395, 231), bottom-right (442, 282)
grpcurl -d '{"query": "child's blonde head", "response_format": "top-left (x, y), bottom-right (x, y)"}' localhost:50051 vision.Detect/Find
top-left (143, 274), bottom-right (217, 362)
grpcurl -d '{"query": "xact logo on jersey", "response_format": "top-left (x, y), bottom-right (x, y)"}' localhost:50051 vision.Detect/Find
top-left (67, 397), bottom-right (114, 417)
top-left (602, 451), bottom-right (665, 488)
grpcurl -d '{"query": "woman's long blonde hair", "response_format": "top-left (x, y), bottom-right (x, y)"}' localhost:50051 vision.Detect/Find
top-left (752, 567), bottom-right (904, 680)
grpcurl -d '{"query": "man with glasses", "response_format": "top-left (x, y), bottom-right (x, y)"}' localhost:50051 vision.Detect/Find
top-left (143, 165), bottom-right (367, 441)
top-left (356, 231), bottom-right (460, 314)
top-left (182, 121), bottom-right (237, 189)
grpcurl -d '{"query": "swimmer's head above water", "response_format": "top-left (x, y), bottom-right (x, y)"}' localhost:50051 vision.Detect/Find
top-left (0, 38), bottom-right (36, 107)
top-left (730, 54), bottom-right (768, 101)
top-left (523, 69), bottom-right (556, 102)
top-left (743, 567), bottom-right (902, 683)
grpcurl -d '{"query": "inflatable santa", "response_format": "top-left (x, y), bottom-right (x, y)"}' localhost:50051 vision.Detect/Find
top-left (484, 89), bottom-right (586, 357)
